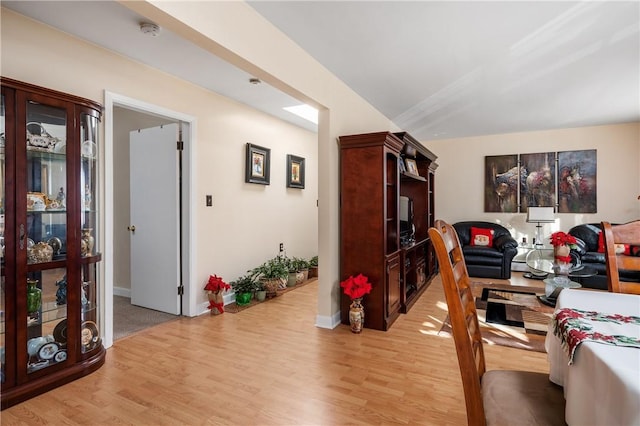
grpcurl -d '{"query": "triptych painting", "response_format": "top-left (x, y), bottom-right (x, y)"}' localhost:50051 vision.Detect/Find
top-left (484, 149), bottom-right (596, 213)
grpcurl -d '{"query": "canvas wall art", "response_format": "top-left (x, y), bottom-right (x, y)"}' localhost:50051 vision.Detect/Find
top-left (485, 154), bottom-right (519, 213)
top-left (558, 149), bottom-right (597, 213)
top-left (519, 152), bottom-right (556, 212)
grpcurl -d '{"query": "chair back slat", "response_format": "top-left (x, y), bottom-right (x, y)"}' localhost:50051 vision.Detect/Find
top-left (429, 220), bottom-right (486, 426)
top-left (602, 220), bottom-right (640, 295)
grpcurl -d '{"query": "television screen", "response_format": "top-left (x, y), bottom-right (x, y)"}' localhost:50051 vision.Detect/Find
top-left (400, 196), bottom-right (413, 235)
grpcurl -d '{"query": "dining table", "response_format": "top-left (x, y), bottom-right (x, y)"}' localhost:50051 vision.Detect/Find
top-left (545, 288), bottom-right (640, 425)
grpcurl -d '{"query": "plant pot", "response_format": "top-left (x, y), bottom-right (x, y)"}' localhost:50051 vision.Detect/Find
top-left (308, 266), bottom-right (318, 278)
top-left (300, 269), bottom-right (309, 282)
top-left (261, 278), bottom-right (280, 298)
top-left (255, 290), bottom-right (267, 302)
top-left (235, 292), bottom-right (252, 306)
top-left (207, 291), bottom-right (225, 315)
top-left (287, 272), bottom-right (298, 287)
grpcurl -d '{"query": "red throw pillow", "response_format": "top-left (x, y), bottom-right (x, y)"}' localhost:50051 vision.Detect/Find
top-left (598, 231), bottom-right (631, 254)
top-left (470, 227), bottom-right (494, 247)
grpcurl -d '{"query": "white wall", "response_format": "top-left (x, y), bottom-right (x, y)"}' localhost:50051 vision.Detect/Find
top-left (1, 9), bottom-right (321, 316)
top-left (428, 122), bottom-right (640, 243)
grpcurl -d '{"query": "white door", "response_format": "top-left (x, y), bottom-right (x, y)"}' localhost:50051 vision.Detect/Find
top-left (129, 124), bottom-right (180, 314)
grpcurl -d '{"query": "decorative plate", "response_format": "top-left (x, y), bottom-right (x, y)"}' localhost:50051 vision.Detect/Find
top-left (53, 319), bottom-right (68, 344)
top-left (47, 237), bottom-right (62, 255)
top-left (38, 342), bottom-right (59, 360)
top-left (81, 320), bottom-right (100, 351)
top-left (54, 350), bottom-right (67, 362)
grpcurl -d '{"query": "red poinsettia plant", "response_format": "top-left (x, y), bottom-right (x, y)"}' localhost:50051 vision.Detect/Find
top-left (549, 231), bottom-right (578, 248)
top-left (204, 274), bottom-right (230, 313)
top-left (204, 274), bottom-right (231, 293)
top-left (340, 273), bottom-right (372, 300)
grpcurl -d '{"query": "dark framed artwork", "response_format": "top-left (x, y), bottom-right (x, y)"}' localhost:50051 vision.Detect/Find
top-left (286, 154), bottom-right (305, 189)
top-left (485, 154), bottom-right (519, 212)
top-left (245, 143), bottom-right (270, 185)
top-left (558, 149), bottom-right (597, 213)
top-left (519, 152), bottom-right (556, 212)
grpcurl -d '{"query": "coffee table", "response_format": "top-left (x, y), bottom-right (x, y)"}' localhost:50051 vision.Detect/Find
top-left (525, 248), bottom-right (597, 306)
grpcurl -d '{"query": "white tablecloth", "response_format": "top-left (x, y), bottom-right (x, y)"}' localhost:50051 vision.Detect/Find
top-left (545, 289), bottom-right (640, 426)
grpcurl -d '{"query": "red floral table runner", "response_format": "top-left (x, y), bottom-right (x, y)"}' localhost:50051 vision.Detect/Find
top-left (552, 308), bottom-right (640, 364)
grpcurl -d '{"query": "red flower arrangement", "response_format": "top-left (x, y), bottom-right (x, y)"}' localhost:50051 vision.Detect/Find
top-left (204, 274), bottom-right (230, 313)
top-left (204, 274), bottom-right (231, 293)
top-left (340, 273), bottom-right (372, 300)
top-left (550, 231), bottom-right (577, 248)
top-left (550, 231), bottom-right (577, 264)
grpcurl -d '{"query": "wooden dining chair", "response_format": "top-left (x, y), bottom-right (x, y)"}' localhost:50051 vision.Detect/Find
top-left (602, 220), bottom-right (640, 295)
top-left (428, 220), bottom-right (565, 426)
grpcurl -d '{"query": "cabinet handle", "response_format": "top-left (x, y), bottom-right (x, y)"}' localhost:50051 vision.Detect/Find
top-left (127, 225), bottom-right (136, 233)
top-left (19, 224), bottom-right (25, 250)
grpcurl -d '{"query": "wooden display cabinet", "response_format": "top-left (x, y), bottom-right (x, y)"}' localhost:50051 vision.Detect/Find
top-left (1, 78), bottom-right (105, 409)
top-left (339, 131), bottom-right (437, 331)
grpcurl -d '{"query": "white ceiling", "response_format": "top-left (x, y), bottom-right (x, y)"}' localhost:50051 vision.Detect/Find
top-left (3, 1), bottom-right (639, 141)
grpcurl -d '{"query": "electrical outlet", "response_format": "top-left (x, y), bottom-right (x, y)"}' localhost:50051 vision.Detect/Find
top-left (279, 243), bottom-right (284, 252)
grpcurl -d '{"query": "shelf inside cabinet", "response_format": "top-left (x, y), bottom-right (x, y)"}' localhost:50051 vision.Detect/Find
top-left (401, 171), bottom-right (426, 182)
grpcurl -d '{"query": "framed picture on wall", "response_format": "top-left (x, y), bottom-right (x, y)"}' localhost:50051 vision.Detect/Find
top-left (558, 149), bottom-right (597, 213)
top-left (286, 154), bottom-right (305, 189)
top-left (245, 143), bottom-right (271, 185)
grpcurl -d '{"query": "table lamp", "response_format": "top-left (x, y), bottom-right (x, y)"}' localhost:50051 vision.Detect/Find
top-left (526, 206), bottom-right (555, 247)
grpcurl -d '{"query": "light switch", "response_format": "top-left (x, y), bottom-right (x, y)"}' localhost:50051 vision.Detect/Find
top-left (206, 195), bottom-right (212, 206)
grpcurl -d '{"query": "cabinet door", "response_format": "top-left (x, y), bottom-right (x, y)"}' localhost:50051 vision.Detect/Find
top-left (386, 254), bottom-right (401, 316)
top-left (21, 97), bottom-right (72, 379)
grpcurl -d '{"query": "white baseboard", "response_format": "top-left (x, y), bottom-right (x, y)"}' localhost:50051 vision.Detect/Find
top-left (315, 311), bottom-right (341, 329)
top-left (113, 286), bottom-right (131, 298)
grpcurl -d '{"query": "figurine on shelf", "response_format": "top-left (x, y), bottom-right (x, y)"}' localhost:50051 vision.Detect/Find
top-left (56, 187), bottom-right (65, 206)
top-left (84, 184), bottom-right (92, 211)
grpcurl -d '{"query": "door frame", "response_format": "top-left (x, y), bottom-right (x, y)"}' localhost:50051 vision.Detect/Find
top-left (103, 91), bottom-right (197, 349)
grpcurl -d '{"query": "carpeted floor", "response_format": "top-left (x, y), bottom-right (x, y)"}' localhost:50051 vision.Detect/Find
top-left (438, 282), bottom-right (554, 353)
top-left (113, 296), bottom-right (179, 340)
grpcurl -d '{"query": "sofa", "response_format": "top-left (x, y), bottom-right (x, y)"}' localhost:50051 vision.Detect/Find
top-left (568, 223), bottom-right (640, 290)
top-left (453, 221), bottom-right (519, 279)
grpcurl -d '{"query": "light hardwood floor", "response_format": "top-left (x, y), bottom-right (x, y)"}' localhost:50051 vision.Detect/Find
top-left (3, 273), bottom-right (548, 425)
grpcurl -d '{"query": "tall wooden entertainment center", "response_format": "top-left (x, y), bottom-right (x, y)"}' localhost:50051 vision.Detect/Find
top-left (339, 131), bottom-right (438, 331)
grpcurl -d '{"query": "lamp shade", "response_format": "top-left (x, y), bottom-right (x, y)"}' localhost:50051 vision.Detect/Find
top-left (526, 206), bottom-right (555, 223)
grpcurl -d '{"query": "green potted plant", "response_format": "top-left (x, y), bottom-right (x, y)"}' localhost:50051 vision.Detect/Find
top-left (285, 256), bottom-right (299, 287)
top-left (308, 255), bottom-right (318, 278)
top-left (230, 274), bottom-right (255, 306)
top-left (250, 256), bottom-right (289, 297)
top-left (253, 279), bottom-right (267, 302)
top-left (296, 257), bottom-right (310, 281)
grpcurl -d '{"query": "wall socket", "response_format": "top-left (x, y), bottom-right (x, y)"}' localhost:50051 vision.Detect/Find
top-left (279, 243), bottom-right (284, 253)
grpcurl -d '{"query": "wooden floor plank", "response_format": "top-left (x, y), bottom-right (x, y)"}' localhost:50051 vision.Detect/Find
top-left (2, 273), bottom-right (549, 425)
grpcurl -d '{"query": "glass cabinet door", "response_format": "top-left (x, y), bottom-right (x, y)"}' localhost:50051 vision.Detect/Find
top-left (25, 101), bottom-right (68, 373)
top-left (1, 92), bottom-right (6, 384)
top-left (79, 112), bottom-right (100, 354)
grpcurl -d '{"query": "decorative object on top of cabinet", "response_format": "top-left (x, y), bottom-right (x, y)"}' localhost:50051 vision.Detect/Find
top-left (1, 77), bottom-right (105, 410)
top-left (286, 154), bottom-right (305, 189)
top-left (245, 143), bottom-right (271, 185)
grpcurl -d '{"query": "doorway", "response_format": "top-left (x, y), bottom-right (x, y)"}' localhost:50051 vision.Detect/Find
top-left (104, 92), bottom-right (196, 348)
